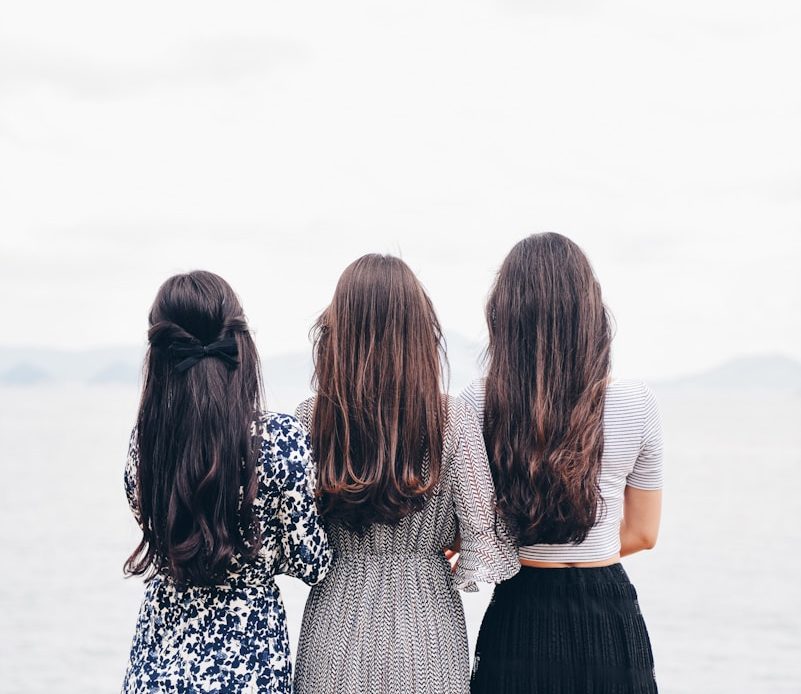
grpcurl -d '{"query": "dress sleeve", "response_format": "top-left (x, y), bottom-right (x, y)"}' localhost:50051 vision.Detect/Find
top-left (450, 399), bottom-right (520, 592)
top-left (274, 416), bottom-right (332, 586)
top-left (626, 384), bottom-right (664, 490)
top-left (124, 428), bottom-right (142, 528)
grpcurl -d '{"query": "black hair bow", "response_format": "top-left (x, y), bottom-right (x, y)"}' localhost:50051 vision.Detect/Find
top-left (169, 337), bottom-right (239, 373)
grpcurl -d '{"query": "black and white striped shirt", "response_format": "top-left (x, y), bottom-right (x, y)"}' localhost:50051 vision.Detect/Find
top-left (460, 378), bottom-right (663, 563)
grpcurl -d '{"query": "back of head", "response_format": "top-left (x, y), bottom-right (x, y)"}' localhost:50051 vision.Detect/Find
top-left (125, 270), bottom-right (264, 587)
top-left (311, 254), bottom-right (446, 531)
top-left (484, 233), bottom-right (611, 546)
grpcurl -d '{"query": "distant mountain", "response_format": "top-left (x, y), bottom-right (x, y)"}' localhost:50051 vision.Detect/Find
top-left (0, 362), bottom-right (52, 385)
top-left (658, 354), bottom-right (801, 392)
top-left (0, 346), bottom-right (145, 384)
top-left (90, 361), bottom-right (143, 385)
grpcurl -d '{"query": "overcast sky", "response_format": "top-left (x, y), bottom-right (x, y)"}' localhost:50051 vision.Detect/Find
top-left (1, 0), bottom-right (799, 380)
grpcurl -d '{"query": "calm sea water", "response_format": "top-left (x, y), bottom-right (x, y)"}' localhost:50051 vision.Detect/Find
top-left (0, 384), bottom-right (799, 693)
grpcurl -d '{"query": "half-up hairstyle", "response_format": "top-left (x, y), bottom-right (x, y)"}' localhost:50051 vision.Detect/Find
top-left (125, 270), bottom-right (264, 587)
top-left (310, 254), bottom-right (446, 532)
top-left (483, 233), bottom-right (612, 546)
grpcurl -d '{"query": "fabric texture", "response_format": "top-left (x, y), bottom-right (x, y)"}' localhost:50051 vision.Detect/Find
top-left (471, 564), bottom-right (658, 694)
top-left (461, 378), bottom-right (663, 563)
top-left (122, 412), bottom-right (332, 694)
top-left (293, 395), bottom-right (520, 694)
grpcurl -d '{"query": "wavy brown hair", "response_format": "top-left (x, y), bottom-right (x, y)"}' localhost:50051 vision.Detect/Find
top-left (483, 233), bottom-right (611, 546)
top-left (310, 254), bottom-right (446, 531)
top-left (125, 271), bottom-right (264, 587)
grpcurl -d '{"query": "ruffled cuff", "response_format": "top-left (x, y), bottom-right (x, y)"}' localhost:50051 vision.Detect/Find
top-left (452, 526), bottom-right (520, 592)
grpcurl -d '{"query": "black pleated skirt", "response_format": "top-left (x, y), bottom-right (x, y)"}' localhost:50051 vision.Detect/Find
top-left (471, 564), bottom-right (657, 694)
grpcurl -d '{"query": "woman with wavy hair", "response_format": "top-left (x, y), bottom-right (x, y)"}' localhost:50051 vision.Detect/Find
top-left (122, 271), bottom-right (331, 693)
top-left (293, 254), bottom-right (519, 694)
top-left (465, 234), bottom-right (663, 694)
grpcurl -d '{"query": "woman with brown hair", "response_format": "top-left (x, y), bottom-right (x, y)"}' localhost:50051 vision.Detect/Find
top-left (293, 254), bottom-right (519, 694)
top-left (466, 233), bottom-right (663, 693)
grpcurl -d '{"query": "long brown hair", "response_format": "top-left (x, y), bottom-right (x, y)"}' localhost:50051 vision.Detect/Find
top-left (310, 254), bottom-right (446, 531)
top-left (483, 233), bottom-right (611, 546)
top-left (125, 271), bottom-right (264, 587)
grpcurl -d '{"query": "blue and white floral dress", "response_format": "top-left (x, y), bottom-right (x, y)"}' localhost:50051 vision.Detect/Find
top-left (122, 412), bottom-right (331, 694)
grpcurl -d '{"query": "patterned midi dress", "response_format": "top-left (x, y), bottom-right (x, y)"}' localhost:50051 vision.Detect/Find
top-left (122, 412), bottom-right (332, 694)
top-left (293, 396), bottom-right (520, 694)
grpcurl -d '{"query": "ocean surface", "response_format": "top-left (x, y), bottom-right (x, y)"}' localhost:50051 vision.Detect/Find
top-left (0, 383), bottom-right (799, 693)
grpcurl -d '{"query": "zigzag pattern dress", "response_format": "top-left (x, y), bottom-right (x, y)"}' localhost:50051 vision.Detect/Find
top-left (293, 396), bottom-right (520, 694)
top-left (122, 412), bottom-right (332, 694)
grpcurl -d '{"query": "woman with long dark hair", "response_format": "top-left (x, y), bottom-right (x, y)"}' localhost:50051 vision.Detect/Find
top-left (466, 234), bottom-right (663, 693)
top-left (292, 254), bottom-right (519, 694)
top-left (122, 271), bottom-right (331, 693)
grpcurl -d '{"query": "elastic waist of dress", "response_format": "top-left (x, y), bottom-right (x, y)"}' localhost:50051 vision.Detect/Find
top-left (335, 550), bottom-right (445, 560)
top-left (150, 573), bottom-right (278, 594)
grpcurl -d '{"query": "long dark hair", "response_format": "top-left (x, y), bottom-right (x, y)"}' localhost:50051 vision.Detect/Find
top-left (124, 271), bottom-right (264, 587)
top-left (483, 233), bottom-right (611, 546)
top-left (310, 254), bottom-right (446, 531)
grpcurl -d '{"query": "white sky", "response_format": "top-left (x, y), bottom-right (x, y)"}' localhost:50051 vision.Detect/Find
top-left (1, 0), bottom-right (799, 380)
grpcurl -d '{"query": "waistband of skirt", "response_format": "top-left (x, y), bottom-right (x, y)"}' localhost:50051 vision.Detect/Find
top-left (511, 562), bottom-right (630, 586)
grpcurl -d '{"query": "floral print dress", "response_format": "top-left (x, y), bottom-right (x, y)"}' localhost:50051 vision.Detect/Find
top-left (122, 412), bottom-right (332, 694)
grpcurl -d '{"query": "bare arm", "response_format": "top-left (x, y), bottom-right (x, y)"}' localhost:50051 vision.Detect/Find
top-left (621, 384), bottom-right (664, 557)
top-left (620, 486), bottom-right (662, 556)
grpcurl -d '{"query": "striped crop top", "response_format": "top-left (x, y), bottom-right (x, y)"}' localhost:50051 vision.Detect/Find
top-left (460, 378), bottom-right (664, 563)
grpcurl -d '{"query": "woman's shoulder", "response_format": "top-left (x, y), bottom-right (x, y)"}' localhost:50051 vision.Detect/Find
top-left (606, 379), bottom-right (657, 401)
top-left (253, 411), bottom-right (311, 467)
top-left (458, 377), bottom-right (486, 415)
top-left (293, 396), bottom-right (315, 431)
top-left (254, 410), bottom-right (313, 486)
top-left (253, 410), bottom-right (307, 441)
top-left (604, 379), bottom-right (659, 420)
